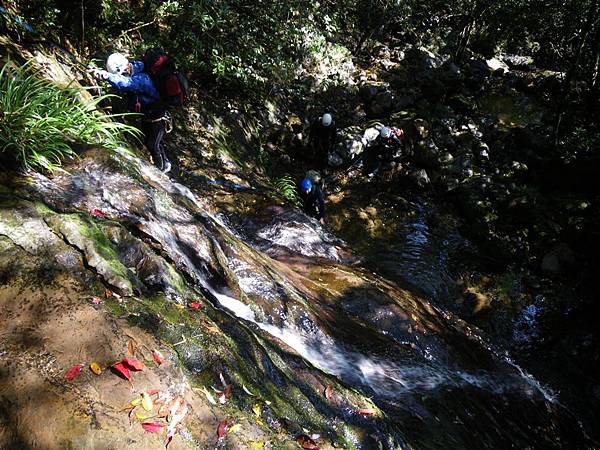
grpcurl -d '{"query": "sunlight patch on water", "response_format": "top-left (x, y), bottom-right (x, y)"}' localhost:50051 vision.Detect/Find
top-left (255, 213), bottom-right (343, 261)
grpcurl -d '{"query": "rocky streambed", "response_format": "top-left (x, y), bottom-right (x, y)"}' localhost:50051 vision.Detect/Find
top-left (0, 143), bottom-right (594, 449)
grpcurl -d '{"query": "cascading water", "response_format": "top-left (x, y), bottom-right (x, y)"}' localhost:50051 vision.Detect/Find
top-left (24, 151), bottom-right (593, 449)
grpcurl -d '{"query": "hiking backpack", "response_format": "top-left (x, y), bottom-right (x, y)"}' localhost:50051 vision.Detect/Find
top-left (143, 48), bottom-right (189, 107)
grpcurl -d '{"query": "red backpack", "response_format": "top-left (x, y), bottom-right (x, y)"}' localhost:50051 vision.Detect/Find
top-left (143, 48), bottom-right (189, 107)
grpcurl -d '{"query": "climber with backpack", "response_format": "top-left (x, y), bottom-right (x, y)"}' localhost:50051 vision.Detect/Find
top-left (93, 50), bottom-right (188, 173)
top-left (298, 170), bottom-right (326, 224)
top-left (142, 48), bottom-right (189, 108)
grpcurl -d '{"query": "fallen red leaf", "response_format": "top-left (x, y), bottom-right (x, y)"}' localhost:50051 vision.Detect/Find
top-left (147, 389), bottom-right (161, 396)
top-left (296, 434), bottom-right (321, 449)
top-left (65, 364), bottom-right (84, 381)
top-left (324, 385), bottom-right (332, 400)
top-left (112, 362), bottom-right (131, 381)
top-left (90, 208), bottom-right (107, 218)
top-left (152, 349), bottom-right (165, 365)
top-left (141, 422), bottom-right (165, 433)
top-left (357, 408), bottom-right (376, 416)
top-left (121, 357), bottom-right (144, 371)
top-left (217, 419), bottom-right (233, 438)
top-left (188, 301), bottom-right (202, 309)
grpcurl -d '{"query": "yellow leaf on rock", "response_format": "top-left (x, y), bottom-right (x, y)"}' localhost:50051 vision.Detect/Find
top-left (131, 398), bottom-right (142, 406)
top-left (228, 423), bottom-right (242, 433)
top-left (250, 442), bottom-right (264, 448)
top-left (135, 410), bottom-right (153, 420)
top-left (252, 403), bottom-right (262, 417)
top-left (141, 392), bottom-right (153, 411)
top-left (89, 362), bottom-right (102, 375)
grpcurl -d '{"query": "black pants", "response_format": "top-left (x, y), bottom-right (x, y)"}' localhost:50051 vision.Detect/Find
top-left (141, 115), bottom-right (167, 170)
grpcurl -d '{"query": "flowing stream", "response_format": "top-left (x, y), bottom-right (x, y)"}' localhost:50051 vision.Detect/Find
top-left (23, 150), bottom-right (592, 449)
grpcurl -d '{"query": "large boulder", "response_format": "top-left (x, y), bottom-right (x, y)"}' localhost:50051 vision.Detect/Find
top-left (486, 57), bottom-right (509, 74)
top-left (409, 168), bottom-right (431, 187)
top-left (541, 242), bottom-right (577, 277)
top-left (432, 127), bottom-right (457, 152)
top-left (330, 125), bottom-right (381, 164)
top-left (404, 46), bottom-right (444, 72)
top-left (331, 125), bottom-right (364, 164)
top-left (368, 90), bottom-right (395, 117)
top-left (501, 54), bottom-right (535, 71)
top-left (466, 58), bottom-right (492, 80)
top-left (435, 61), bottom-right (463, 95)
top-left (421, 77), bottom-right (447, 100)
top-left (359, 83), bottom-right (384, 102)
top-left (447, 94), bottom-right (475, 115)
top-left (413, 139), bottom-right (441, 168)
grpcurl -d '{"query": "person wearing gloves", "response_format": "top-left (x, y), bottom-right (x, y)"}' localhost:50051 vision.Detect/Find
top-left (93, 52), bottom-right (172, 173)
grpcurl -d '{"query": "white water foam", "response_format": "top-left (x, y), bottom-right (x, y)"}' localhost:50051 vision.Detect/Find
top-left (256, 218), bottom-right (342, 261)
top-left (211, 292), bottom-right (547, 400)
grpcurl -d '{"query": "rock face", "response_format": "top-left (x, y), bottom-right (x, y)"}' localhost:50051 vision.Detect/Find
top-left (2, 32), bottom-right (598, 449)
top-left (1, 144), bottom-right (591, 449)
top-left (541, 242), bottom-right (577, 276)
top-left (502, 54), bottom-right (535, 70)
top-left (0, 154), bottom-right (388, 449)
top-left (0, 200), bottom-right (220, 450)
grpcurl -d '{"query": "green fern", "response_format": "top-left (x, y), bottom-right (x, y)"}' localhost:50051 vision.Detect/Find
top-left (268, 175), bottom-right (301, 207)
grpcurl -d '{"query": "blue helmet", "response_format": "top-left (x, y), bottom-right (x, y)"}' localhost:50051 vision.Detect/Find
top-left (301, 178), bottom-right (313, 192)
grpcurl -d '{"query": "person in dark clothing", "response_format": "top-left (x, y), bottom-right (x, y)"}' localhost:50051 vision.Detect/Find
top-left (363, 126), bottom-right (404, 177)
top-left (308, 112), bottom-right (337, 166)
top-left (299, 174), bottom-right (325, 224)
top-left (93, 52), bottom-right (172, 172)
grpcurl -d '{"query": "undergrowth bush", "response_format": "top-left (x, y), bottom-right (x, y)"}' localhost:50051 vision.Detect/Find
top-left (268, 175), bottom-right (301, 207)
top-left (0, 62), bottom-right (139, 172)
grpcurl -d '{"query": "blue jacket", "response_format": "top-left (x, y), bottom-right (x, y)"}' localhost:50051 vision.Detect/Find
top-left (105, 61), bottom-right (162, 115)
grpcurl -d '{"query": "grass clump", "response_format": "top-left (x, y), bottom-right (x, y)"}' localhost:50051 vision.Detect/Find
top-left (0, 61), bottom-right (139, 172)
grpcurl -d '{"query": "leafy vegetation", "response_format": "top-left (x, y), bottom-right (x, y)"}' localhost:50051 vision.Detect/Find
top-left (0, 62), bottom-right (138, 172)
top-left (267, 175), bottom-right (301, 207)
top-left (6, 0), bottom-right (599, 107)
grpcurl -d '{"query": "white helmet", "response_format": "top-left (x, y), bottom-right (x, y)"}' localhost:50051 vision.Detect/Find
top-left (106, 53), bottom-right (129, 75)
top-left (380, 127), bottom-right (391, 138)
top-left (321, 113), bottom-right (332, 127)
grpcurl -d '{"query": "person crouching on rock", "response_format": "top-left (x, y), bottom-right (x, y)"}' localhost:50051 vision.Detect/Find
top-left (363, 126), bottom-right (404, 178)
top-left (93, 52), bottom-right (172, 173)
top-left (299, 174), bottom-right (325, 225)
